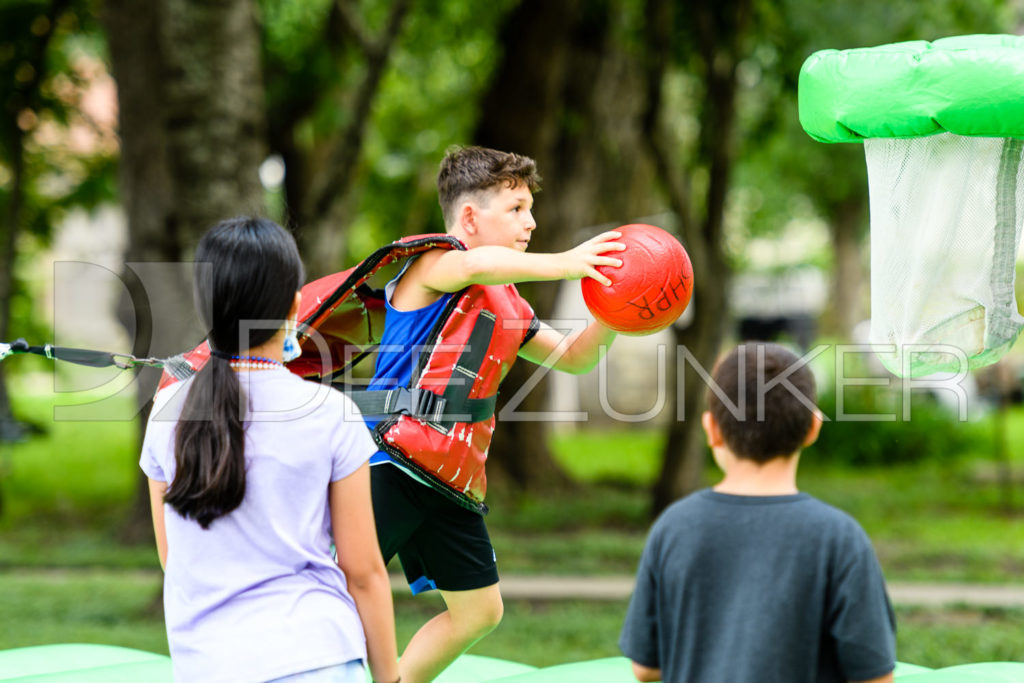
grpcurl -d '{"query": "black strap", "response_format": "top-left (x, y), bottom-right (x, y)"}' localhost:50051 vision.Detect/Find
top-left (438, 309), bottom-right (496, 428)
top-left (345, 386), bottom-right (497, 424)
top-left (1, 338), bottom-right (172, 371)
top-left (5, 339), bottom-right (122, 368)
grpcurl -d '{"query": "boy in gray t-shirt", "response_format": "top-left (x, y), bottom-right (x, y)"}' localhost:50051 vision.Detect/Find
top-left (620, 342), bottom-right (896, 683)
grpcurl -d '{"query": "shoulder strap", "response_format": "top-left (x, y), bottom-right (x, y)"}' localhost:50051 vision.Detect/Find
top-left (297, 234), bottom-right (465, 339)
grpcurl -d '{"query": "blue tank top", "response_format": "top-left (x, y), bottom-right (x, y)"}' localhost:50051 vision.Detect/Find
top-left (365, 262), bottom-right (453, 465)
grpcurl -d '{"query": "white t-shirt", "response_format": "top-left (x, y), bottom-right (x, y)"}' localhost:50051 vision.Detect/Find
top-left (140, 369), bottom-right (377, 683)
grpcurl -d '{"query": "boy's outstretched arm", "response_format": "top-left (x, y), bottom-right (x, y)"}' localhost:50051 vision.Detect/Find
top-left (411, 231), bottom-right (625, 293)
top-left (518, 319), bottom-right (616, 375)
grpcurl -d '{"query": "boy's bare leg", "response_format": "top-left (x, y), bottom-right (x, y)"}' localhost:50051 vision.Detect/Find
top-left (398, 583), bottom-right (504, 683)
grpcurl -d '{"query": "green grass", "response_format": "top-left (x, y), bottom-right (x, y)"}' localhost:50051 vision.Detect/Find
top-left (489, 530), bottom-right (646, 575)
top-left (0, 389), bottom-right (139, 526)
top-left (0, 525), bottom-right (158, 570)
top-left (3, 388), bottom-right (1024, 668)
top-left (543, 426), bottom-right (1024, 583)
top-left (549, 429), bottom-right (663, 486)
top-left (895, 606), bottom-right (1024, 669)
top-left (799, 463), bottom-right (1024, 583)
top-left (0, 570), bottom-right (167, 653)
top-left (394, 592), bottom-right (627, 668)
top-left (3, 569), bottom-right (1023, 669)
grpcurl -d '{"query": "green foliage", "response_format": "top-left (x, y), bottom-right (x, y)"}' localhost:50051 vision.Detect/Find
top-left (811, 378), bottom-right (977, 467)
top-left (258, 0), bottom-right (517, 263)
top-left (0, 0), bottom-right (117, 377)
top-left (349, 0), bottom-right (517, 257)
top-left (727, 0), bottom-right (1012, 271)
top-left (0, 0), bottom-right (115, 221)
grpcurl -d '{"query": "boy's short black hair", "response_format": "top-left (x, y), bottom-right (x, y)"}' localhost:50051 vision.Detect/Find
top-left (708, 342), bottom-right (817, 463)
top-left (437, 145), bottom-right (541, 227)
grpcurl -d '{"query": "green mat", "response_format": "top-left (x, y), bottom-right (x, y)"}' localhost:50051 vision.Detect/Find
top-left (2, 644), bottom-right (1020, 682)
top-left (897, 662), bottom-right (1024, 682)
top-left (433, 654), bottom-right (537, 682)
top-left (895, 661), bottom-right (935, 676)
top-left (487, 656), bottom-right (634, 682)
top-left (0, 644), bottom-right (172, 682)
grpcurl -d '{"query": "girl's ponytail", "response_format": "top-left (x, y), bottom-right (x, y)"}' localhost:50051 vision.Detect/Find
top-left (162, 216), bottom-right (303, 529)
top-left (164, 353), bottom-right (246, 529)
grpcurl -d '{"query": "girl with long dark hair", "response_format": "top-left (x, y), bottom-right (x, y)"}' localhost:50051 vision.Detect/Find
top-left (140, 217), bottom-right (399, 683)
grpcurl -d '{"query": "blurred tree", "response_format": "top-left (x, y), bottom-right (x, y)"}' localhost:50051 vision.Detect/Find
top-left (0, 1), bottom-right (66, 443)
top-left (102, 0), bottom-right (267, 536)
top-left (102, 0), bottom-right (510, 531)
top-left (474, 0), bottom-right (661, 491)
top-left (0, 0), bottom-right (117, 444)
top-left (641, 0), bottom-right (753, 512)
top-left (646, 0), bottom-right (1012, 512)
top-left (343, 0), bottom-right (515, 258)
top-left (261, 0), bottom-right (413, 278)
top-left (734, 0), bottom-right (1011, 340)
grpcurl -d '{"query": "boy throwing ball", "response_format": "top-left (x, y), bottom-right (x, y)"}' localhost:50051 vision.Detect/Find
top-left (363, 145), bottom-right (624, 682)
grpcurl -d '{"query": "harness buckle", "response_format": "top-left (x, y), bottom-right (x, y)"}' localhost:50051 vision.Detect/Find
top-left (408, 387), bottom-right (446, 422)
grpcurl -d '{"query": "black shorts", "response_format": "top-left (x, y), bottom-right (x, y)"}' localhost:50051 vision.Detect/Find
top-left (371, 462), bottom-right (499, 595)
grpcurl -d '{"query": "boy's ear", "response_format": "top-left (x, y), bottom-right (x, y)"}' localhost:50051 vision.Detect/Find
top-left (459, 202), bottom-right (477, 235)
top-left (803, 411), bottom-right (823, 447)
top-left (701, 411), bottom-right (724, 448)
top-left (288, 291), bottom-right (301, 321)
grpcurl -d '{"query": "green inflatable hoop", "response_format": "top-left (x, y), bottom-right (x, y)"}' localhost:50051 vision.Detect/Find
top-left (799, 34), bottom-right (1024, 143)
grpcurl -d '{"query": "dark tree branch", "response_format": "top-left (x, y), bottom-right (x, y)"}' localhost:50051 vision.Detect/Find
top-left (305, 0), bottom-right (413, 234)
top-left (640, 0), bottom-right (695, 240)
top-left (332, 0), bottom-right (376, 57)
top-left (640, 0), bottom-right (750, 514)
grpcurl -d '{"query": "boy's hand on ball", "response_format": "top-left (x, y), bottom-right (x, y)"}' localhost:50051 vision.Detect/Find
top-left (560, 231), bottom-right (625, 285)
top-left (581, 224), bottom-right (693, 335)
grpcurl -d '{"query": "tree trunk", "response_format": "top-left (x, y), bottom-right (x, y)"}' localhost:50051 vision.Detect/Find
top-left (472, 0), bottom-right (587, 491)
top-left (0, 128), bottom-right (26, 443)
top-left (644, 0), bottom-right (749, 514)
top-left (102, 0), bottom-right (267, 539)
top-left (821, 198), bottom-right (865, 340)
top-left (652, 261), bottom-right (730, 512)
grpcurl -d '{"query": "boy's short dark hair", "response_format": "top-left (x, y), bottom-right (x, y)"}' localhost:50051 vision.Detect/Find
top-left (708, 342), bottom-right (817, 463)
top-left (437, 145), bottom-right (541, 227)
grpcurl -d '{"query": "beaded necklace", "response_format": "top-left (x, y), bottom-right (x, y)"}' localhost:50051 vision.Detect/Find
top-left (227, 355), bottom-right (284, 371)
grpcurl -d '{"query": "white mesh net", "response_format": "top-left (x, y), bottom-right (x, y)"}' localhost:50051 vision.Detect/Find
top-left (865, 133), bottom-right (1024, 377)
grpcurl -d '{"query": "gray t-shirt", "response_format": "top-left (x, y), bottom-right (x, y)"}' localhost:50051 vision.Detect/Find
top-left (620, 489), bottom-right (896, 683)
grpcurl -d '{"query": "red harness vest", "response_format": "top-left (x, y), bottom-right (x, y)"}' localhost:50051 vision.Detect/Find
top-left (159, 234), bottom-right (536, 514)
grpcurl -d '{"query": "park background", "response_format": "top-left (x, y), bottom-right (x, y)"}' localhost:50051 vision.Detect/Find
top-left (2, 0), bottom-right (1024, 673)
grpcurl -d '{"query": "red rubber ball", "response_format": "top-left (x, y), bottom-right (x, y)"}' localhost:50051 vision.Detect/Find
top-left (581, 224), bottom-right (693, 336)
